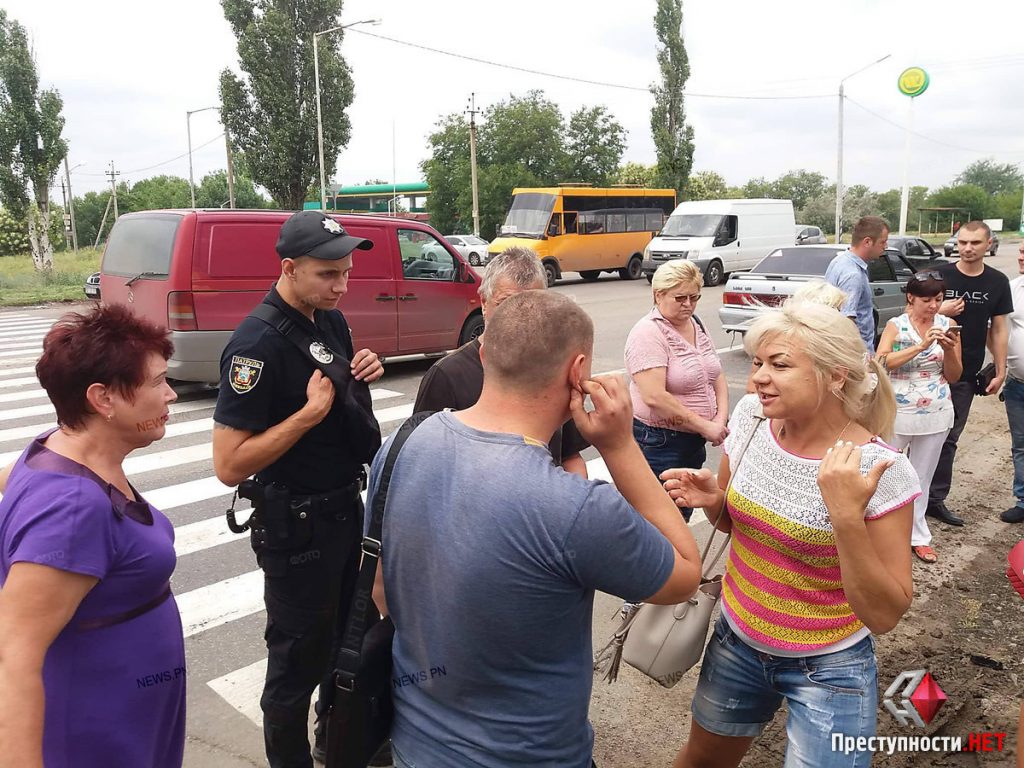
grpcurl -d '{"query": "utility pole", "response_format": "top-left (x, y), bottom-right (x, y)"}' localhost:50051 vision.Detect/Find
top-left (466, 92), bottom-right (480, 237)
top-left (106, 161), bottom-right (120, 220)
top-left (225, 126), bottom-right (236, 209)
top-left (63, 156), bottom-right (79, 253)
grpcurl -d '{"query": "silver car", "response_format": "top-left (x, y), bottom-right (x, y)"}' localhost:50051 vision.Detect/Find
top-left (795, 225), bottom-right (827, 245)
top-left (443, 235), bottom-right (491, 266)
top-left (719, 245), bottom-right (938, 341)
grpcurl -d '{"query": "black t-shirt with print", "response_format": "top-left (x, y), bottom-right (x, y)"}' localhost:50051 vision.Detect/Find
top-left (937, 263), bottom-right (1013, 379)
top-left (413, 339), bottom-right (590, 463)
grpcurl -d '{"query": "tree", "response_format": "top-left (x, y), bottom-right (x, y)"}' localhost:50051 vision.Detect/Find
top-left (773, 170), bottom-right (827, 211)
top-left (128, 175), bottom-right (192, 211)
top-left (650, 0), bottom-right (694, 193)
top-left (742, 177), bottom-right (775, 199)
top-left (684, 171), bottom-right (728, 201)
top-left (477, 91), bottom-right (566, 181)
top-left (195, 170), bottom-right (269, 209)
top-left (877, 186), bottom-right (928, 232)
top-left (0, 10), bottom-right (68, 270)
top-left (993, 190), bottom-right (1022, 233)
top-left (561, 106), bottom-right (626, 185)
top-left (797, 188), bottom-right (837, 234)
top-left (927, 184), bottom-right (992, 222)
top-left (71, 190), bottom-right (113, 248)
top-left (615, 162), bottom-right (658, 187)
top-left (421, 115), bottom-right (472, 236)
top-left (955, 159), bottom-right (1024, 196)
top-left (219, 0), bottom-right (353, 209)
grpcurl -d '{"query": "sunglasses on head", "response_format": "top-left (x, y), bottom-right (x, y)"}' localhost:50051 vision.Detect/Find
top-left (909, 270), bottom-right (943, 282)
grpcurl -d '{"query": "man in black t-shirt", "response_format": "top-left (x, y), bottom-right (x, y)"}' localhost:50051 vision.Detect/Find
top-left (929, 221), bottom-right (1011, 526)
top-left (414, 247), bottom-right (590, 475)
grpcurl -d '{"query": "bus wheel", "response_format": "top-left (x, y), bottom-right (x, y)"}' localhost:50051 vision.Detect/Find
top-left (459, 313), bottom-right (485, 346)
top-left (704, 260), bottom-right (725, 287)
top-left (543, 260), bottom-right (559, 287)
top-left (619, 255), bottom-right (642, 281)
top-left (580, 270), bottom-right (601, 281)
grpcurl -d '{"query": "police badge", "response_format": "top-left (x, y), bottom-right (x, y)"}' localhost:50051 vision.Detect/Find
top-left (309, 341), bottom-right (335, 364)
top-left (230, 355), bottom-right (264, 394)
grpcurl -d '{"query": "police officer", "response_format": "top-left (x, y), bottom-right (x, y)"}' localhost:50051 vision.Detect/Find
top-left (212, 210), bottom-right (384, 768)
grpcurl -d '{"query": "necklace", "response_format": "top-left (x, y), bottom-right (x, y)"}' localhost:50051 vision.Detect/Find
top-left (777, 418), bottom-right (853, 445)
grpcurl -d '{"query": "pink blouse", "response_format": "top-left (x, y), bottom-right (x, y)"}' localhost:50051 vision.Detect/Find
top-left (625, 307), bottom-right (723, 428)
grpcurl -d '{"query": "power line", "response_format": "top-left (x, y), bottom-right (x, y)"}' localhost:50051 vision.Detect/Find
top-left (77, 133), bottom-right (226, 176)
top-left (349, 28), bottom-right (831, 100)
top-left (844, 96), bottom-right (1024, 156)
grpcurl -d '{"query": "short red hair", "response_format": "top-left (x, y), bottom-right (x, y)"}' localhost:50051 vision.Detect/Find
top-left (35, 304), bottom-right (174, 429)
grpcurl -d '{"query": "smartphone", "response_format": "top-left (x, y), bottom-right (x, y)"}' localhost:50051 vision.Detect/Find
top-left (946, 325), bottom-right (961, 335)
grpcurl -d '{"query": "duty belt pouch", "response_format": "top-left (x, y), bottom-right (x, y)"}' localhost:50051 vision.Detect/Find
top-left (324, 411), bottom-right (432, 768)
top-left (248, 303), bottom-right (382, 464)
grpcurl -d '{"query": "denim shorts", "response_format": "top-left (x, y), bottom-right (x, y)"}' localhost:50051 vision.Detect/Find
top-left (692, 618), bottom-right (878, 768)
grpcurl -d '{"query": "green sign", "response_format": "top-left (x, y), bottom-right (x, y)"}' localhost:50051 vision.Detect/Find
top-left (898, 67), bottom-right (930, 97)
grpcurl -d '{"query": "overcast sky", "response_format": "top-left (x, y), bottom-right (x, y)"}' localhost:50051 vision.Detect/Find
top-left (7, 0), bottom-right (1024, 200)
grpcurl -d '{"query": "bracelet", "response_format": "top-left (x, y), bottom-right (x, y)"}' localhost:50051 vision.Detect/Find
top-left (877, 353), bottom-right (889, 370)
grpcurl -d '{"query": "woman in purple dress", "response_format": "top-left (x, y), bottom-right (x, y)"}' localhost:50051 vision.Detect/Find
top-left (0, 305), bottom-right (185, 768)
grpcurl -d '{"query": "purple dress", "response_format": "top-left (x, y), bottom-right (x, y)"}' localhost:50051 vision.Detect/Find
top-left (0, 432), bottom-right (185, 768)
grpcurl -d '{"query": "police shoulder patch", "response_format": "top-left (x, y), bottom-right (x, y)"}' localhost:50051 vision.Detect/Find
top-left (230, 355), bottom-right (264, 394)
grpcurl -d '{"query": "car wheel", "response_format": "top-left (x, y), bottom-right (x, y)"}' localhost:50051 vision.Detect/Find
top-left (704, 260), bottom-right (725, 287)
top-left (618, 255), bottom-right (643, 281)
top-left (580, 270), bottom-right (601, 281)
top-left (469, 252), bottom-right (480, 266)
top-left (645, 274), bottom-right (653, 284)
top-left (542, 260), bottom-right (559, 287)
top-left (458, 313), bottom-right (485, 346)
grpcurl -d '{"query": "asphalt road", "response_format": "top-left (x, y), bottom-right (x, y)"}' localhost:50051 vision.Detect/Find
top-left (0, 238), bottom-right (1018, 767)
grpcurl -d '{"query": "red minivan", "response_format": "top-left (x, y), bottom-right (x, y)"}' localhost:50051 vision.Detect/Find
top-left (99, 210), bottom-right (484, 383)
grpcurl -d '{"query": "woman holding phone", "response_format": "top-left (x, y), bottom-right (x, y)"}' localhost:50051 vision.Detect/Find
top-left (875, 271), bottom-right (962, 563)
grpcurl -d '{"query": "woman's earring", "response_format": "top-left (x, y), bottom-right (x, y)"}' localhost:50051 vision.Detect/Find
top-left (106, 412), bottom-right (114, 421)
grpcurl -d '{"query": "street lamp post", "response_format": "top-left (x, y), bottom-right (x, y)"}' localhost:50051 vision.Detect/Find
top-left (64, 159), bottom-right (85, 253)
top-left (187, 106), bottom-right (219, 208)
top-left (834, 54), bottom-right (891, 243)
top-left (314, 19), bottom-right (380, 211)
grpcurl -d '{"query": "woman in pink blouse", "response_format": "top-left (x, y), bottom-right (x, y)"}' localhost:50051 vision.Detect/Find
top-left (625, 260), bottom-right (728, 520)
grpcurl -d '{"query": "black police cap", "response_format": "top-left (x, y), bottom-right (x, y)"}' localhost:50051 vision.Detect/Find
top-left (275, 210), bottom-right (373, 260)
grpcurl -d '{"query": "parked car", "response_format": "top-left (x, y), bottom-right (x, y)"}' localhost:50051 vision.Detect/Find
top-left (719, 245), bottom-right (932, 341)
top-left (795, 225), bottom-right (827, 245)
top-left (84, 271), bottom-right (101, 300)
top-left (99, 210), bottom-right (484, 383)
top-left (444, 235), bottom-right (491, 266)
top-left (886, 236), bottom-right (954, 271)
top-left (944, 231), bottom-right (1000, 257)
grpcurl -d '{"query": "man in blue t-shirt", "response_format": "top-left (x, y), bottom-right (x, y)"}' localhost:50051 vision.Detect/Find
top-left (367, 290), bottom-right (702, 768)
top-left (825, 216), bottom-right (890, 351)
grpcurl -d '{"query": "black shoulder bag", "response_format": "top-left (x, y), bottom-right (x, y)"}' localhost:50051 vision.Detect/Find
top-left (324, 412), bottom-right (432, 768)
top-left (249, 303), bottom-right (382, 463)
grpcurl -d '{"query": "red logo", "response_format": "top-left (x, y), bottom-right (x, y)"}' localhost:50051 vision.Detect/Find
top-left (884, 670), bottom-right (947, 728)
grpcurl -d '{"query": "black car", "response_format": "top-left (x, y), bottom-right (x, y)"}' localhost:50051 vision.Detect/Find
top-left (886, 236), bottom-right (953, 272)
top-left (84, 271), bottom-right (101, 300)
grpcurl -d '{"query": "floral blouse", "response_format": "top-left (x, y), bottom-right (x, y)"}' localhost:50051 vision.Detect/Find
top-left (888, 313), bottom-right (955, 435)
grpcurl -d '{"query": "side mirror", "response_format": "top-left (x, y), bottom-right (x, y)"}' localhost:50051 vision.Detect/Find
top-left (458, 261), bottom-right (475, 284)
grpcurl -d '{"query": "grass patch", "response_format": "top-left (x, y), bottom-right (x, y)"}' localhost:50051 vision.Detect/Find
top-left (0, 248), bottom-right (102, 306)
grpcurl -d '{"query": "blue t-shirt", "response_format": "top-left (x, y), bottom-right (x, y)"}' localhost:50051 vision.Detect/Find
top-left (825, 250), bottom-right (874, 350)
top-left (367, 412), bottom-right (675, 767)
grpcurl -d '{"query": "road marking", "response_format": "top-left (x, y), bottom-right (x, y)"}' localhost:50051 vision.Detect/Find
top-left (0, 376), bottom-right (44, 389)
top-left (178, 569), bottom-right (265, 637)
top-left (207, 660), bottom-right (268, 727)
top-left (0, 366), bottom-right (39, 378)
top-left (715, 344), bottom-right (745, 355)
top-left (175, 514), bottom-right (249, 558)
top-left (0, 396), bottom-right (214, 426)
top-left (0, 328), bottom-right (50, 340)
top-left (0, 346), bottom-right (42, 359)
top-left (147, 475), bottom-right (234, 512)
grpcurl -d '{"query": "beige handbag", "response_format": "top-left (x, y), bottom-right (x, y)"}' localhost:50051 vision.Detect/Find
top-left (594, 412), bottom-right (764, 688)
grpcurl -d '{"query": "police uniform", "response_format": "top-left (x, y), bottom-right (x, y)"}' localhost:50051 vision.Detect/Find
top-left (213, 211), bottom-right (380, 768)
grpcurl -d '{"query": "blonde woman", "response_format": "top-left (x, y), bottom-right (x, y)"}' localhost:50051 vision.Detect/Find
top-left (663, 302), bottom-right (918, 768)
top-left (625, 259), bottom-right (727, 520)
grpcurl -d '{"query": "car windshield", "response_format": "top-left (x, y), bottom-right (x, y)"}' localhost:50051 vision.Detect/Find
top-left (750, 247), bottom-right (840, 276)
top-left (659, 214), bottom-right (723, 237)
top-left (500, 192), bottom-right (556, 237)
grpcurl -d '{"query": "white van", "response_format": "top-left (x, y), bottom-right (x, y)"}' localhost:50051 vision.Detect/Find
top-left (641, 199), bottom-right (795, 286)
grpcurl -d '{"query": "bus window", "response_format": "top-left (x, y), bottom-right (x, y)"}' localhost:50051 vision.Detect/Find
top-left (607, 212), bottom-right (626, 233)
top-left (627, 212), bottom-right (647, 232)
top-left (500, 192), bottom-right (556, 237)
top-left (645, 212), bottom-right (665, 231)
top-left (547, 215), bottom-right (562, 238)
top-left (564, 212), bottom-right (578, 234)
top-left (580, 212), bottom-right (606, 235)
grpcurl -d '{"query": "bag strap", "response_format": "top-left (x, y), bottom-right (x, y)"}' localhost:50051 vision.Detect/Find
top-left (249, 302), bottom-right (354, 400)
top-left (698, 410), bottom-right (765, 578)
top-left (334, 412), bottom-right (433, 686)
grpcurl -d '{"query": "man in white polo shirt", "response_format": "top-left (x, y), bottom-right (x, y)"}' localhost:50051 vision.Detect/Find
top-left (1002, 242), bottom-right (1024, 523)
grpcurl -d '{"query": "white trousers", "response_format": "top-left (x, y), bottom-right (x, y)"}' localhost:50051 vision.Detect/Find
top-left (890, 430), bottom-right (950, 547)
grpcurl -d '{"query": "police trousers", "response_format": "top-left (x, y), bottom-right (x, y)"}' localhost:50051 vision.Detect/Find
top-left (253, 492), bottom-right (363, 768)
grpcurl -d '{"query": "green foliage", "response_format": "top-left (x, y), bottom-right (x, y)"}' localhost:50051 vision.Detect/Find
top-left (129, 175), bottom-right (192, 210)
top-left (773, 170), bottom-right (827, 211)
top-left (685, 171), bottom-right (728, 201)
top-left (615, 162), bottom-right (658, 187)
top-left (0, 247), bottom-right (101, 305)
top-left (955, 159), bottom-right (1024, 196)
top-left (927, 184), bottom-right (993, 221)
top-left (562, 106), bottom-right (626, 186)
top-left (876, 186), bottom-right (929, 231)
top-left (0, 207), bottom-right (30, 255)
top-left (422, 91), bottom-right (627, 237)
top-left (196, 170), bottom-right (269, 209)
top-left (219, 0), bottom-right (353, 209)
top-left (650, 0), bottom-right (694, 193)
top-left (993, 190), bottom-right (1023, 232)
top-left (72, 190), bottom-right (114, 247)
top-left (0, 9), bottom-right (68, 269)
